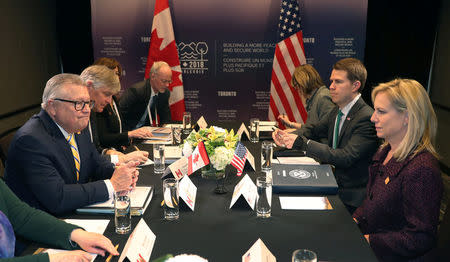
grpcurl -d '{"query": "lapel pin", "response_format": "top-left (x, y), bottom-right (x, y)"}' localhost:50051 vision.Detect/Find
top-left (385, 177), bottom-right (390, 185)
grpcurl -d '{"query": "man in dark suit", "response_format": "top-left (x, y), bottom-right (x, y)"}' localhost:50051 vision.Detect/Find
top-left (81, 65), bottom-right (150, 164)
top-left (120, 61), bottom-right (172, 130)
top-left (5, 73), bottom-right (139, 215)
top-left (273, 58), bottom-right (379, 212)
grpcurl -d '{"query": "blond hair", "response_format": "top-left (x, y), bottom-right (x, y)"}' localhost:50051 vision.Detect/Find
top-left (372, 78), bottom-right (438, 161)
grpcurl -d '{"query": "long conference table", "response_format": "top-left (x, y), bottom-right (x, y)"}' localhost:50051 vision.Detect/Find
top-left (28, 123), bottom-right (378, 262)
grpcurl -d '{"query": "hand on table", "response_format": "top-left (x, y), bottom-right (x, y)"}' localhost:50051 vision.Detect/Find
top-left (272, 129), bottom-right (298, 149)
top-left (111, 161), bottom-right (140, 192)
top-left (118, 151), bottom-right (149, 164)
top-left (128, 127), bottom-right (153, 139)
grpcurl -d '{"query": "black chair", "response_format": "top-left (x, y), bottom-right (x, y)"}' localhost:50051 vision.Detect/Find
top-left (0, 127), bottom-right (20, 178)
top-left (437, 195), bottom-right (450, 261)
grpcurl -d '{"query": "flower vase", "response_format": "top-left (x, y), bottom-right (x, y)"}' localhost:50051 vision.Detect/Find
top-left (201, 165), bottom-right (228, 194)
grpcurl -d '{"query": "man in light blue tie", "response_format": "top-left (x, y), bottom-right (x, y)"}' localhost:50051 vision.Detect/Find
top-left (120, 61), bottom-right (173, 130)
top-left (273, 58), bottom-right (379, 213)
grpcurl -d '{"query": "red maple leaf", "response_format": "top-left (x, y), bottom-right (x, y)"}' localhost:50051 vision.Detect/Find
top-left (193, 154), bottom-right (200, 164)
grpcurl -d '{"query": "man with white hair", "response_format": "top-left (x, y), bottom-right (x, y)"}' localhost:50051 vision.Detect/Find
top-left (80, 65), bottom-right (150, 164)
top-left (120, 61), bottom-right (172, 130)
top-left (5, 73), bottom-right (139, 215)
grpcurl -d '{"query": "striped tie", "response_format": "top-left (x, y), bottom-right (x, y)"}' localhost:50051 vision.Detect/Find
top-left (66, 134), bottom-right (80, 181)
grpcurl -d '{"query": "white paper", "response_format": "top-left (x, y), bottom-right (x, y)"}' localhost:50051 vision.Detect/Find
top-left (276, 157), bottom-right (320, 165)
top-left (242, 238), bottom-right (276, 262)
top-left (230, 174), bottom-right (257, 209)
top-left (259, 125), bottom-right (277, 132)
top-left (197, 116), bottom-right (208, 129)
top-left (119, 218), bottom-right (155, 262)
top-left (139, 158), bottom-right (154, 167)
top-left (279, 196), bottom-right (332, 210)
top-left (164, 146), bottom-right (183, 159)
top-left (164, 123), bottom-right (183, 128)
top-left (45, 219), bottom-right (110, 262)
top-left (259, 121), bottom-right (277, 126)
top-left (179, 175), bottom-right (197, 211)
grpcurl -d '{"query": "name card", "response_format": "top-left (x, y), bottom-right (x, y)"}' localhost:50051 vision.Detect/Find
top-left (197, 116), bottom-right (208, 129)
top-left (230, 174), bottom-right (257, 209)
top-left (167, 156), bottom-right (188, 180)
top-left (245, 149), bottom-right (256, 171)
top-left (179, 175), bottom-right (197, 211)
top-left (242, 238), bottom-right (276, 262)
top-left (119, 218), bottom-right (155, 262)
top-left (236, 123), bottom-right (250, 140)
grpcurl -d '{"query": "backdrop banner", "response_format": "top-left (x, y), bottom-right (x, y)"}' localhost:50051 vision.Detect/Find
top-left (91, 0), bottom-right (368, 122)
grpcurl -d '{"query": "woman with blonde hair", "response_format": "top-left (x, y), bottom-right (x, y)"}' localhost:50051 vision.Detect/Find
top-left (353, 78), bottom-right (443, 261)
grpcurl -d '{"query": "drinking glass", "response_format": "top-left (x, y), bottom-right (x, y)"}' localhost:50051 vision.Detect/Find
top-left (256, 175), bottom-right (272, 218)
top-left (261, 141), bottom-right (273, 171)
top-left (183, 112), bottom-right (192, 134)
top-left (249, 118), bottom-right (260, 143)
top-left (114, 190), bottom-right (131, 234)
top-left (163, 178), bottom-right (179, 220)
top-left (154, 144), bottom-right (165, 174)
top-left (292, 249), bottom-right (317, 262)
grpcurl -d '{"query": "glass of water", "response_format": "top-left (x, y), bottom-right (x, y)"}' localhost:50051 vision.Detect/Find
top-left (292, 249), bottom-right (317, 262)
top-left (249, 118), bottom-right (260, 143)
top-left (114, 190), bottom-right (131, 234)
top-left (261, 141), bottom-right (273, 171)
top-left (154, 144), bottom-right (165, 174)
top-left (256, 175), bottom-right (272, 218)
top-left (163, 178), bottom-right (179, 220)
top-left (183, 112), bottom-right (192, 134)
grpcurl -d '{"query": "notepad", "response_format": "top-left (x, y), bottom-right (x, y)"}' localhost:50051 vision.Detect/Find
top-left (76, 186), bottom-right (153, 216)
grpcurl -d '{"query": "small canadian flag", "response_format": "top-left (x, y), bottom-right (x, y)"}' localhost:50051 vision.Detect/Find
top-left (187, 141), bottom-right (210, 175)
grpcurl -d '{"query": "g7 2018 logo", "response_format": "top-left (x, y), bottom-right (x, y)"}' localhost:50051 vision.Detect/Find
top-left (178, 41), bottom-right (209, 74)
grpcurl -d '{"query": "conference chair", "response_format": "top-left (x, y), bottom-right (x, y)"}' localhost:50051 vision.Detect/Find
top-left (0, 126), bottom-right (19, 178)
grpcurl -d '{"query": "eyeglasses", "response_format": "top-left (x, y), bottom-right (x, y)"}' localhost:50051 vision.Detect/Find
top-left (53, 98), bottom-right (95, 111)
top-left (159, 78), bottom-right (172, 84)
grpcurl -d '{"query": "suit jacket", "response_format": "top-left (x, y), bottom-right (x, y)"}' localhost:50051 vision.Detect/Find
top-left (119, 79), bottom-right (171, 131)
top-left (96, 97), bottom-right (129, 150)
top-left (305, 85), bottom-right (335, 125)
top-left (5, 110), bottom-right (114, 215)
top-left (353, 146), bottom-right (443, 262)
top-left (0, 180), bottom-right (79, 261)
top-left (294, 97), bottom-right (379, 207)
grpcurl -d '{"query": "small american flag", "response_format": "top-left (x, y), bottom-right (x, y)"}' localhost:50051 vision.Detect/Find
top-left (268, 0), bottom-right (307, 128)
top-left (231, 142), bottom-right (247, 176)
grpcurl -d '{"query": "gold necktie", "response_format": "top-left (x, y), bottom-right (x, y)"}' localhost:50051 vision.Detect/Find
top-left (66, 134), bottom-right (80, 181)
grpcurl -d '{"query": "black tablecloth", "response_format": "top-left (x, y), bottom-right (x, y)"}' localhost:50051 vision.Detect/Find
top-left (25, 123), bottom-right (378, 261)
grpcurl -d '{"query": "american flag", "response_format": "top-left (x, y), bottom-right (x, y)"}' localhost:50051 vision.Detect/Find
top-left (268, 0), bottom-right (307, 128)
top-left (231, 142), bottom-right (248, 176)
top-left (145, 0), bottom-right (185, 121)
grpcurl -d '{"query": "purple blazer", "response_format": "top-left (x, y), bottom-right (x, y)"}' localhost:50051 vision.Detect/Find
top-left (353, 145), bottom-right (443, 262)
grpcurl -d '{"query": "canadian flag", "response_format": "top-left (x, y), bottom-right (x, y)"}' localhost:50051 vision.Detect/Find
top-left (187, 141), bottom-right (210, 175)
top-left (145, 0), bottom-right (185, 121)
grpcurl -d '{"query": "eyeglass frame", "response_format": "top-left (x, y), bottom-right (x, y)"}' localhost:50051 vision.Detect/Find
top-left (155, 73), bottom-right (172, 85)
top-left (53, 98), bottom-right (95, 111)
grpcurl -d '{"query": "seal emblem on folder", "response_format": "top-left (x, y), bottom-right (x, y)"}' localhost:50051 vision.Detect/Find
top-left (289, 169), bottom-right (311, 179)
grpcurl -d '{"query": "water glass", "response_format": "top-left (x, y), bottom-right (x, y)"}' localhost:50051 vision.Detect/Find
top-left (256, 175), bottom-right (272, 218)
top-left (163, 178), bottom-right (179, 220)
top-left (292, 249), bottom-right (317, 262)
top-left (172, 127), bottom-right (182, 145)
top-left (114, 190), bottom-right (131, 234)
top-left (154, 144), bottom-right (165, 174)
top-left (261, 141), bottom-right (273, 171)
top-left (183, 112), bottom-right (192, 134)
top-left (249, 118), bottom-right (260, 143)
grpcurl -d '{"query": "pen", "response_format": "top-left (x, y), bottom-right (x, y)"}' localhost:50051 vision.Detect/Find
top-left (105, 244), bottom-right (119, 262)
top-left (134, 145), bottom-right (140, 151)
